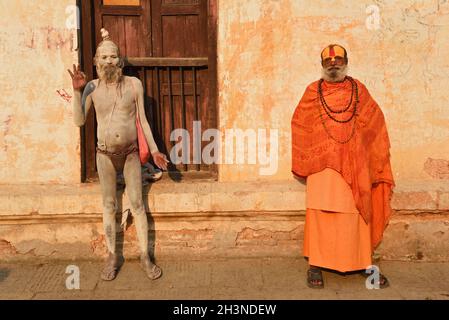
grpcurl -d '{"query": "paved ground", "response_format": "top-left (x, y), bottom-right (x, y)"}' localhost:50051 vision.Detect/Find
top-left (0, 257), bottom-right (448, 300)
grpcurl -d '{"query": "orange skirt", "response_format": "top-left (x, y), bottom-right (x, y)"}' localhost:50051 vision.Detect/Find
top-left (303, 208), bottom-right (372, 272)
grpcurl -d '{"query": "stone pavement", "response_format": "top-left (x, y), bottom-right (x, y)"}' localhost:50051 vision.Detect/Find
top-left (0, 257), bottom-right (448, 300)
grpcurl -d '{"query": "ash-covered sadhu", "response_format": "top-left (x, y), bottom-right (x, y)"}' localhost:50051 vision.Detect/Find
top-left (291, 44), bottom-right (395, 289)
top-left (68, 28), bottom-right (169, 282)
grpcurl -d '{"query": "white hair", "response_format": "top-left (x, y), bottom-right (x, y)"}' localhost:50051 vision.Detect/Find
top-left (321, 64), bottom-right (348, 82)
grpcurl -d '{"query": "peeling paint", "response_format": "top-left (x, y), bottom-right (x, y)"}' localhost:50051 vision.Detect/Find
top-left (235, 226), bottom-right (302, 246)
top-left (424, 158), bottom-right (449, 179)
top-left (0, 239), bottom-right (17, 255)
top-left (1, 115), bottom-right (12, 152)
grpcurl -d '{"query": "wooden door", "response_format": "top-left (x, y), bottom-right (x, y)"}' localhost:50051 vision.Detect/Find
top-left (80, 0), bottom-right (217, 181)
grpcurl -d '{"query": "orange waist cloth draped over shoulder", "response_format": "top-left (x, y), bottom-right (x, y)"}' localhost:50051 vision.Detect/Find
top-left (291, 78), bottom-right (395, 253)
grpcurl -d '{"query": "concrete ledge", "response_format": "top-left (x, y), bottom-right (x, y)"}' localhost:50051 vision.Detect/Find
top-left (1, 179), bottom-right (448, 216)
top-left (0, 181), bottom-right (306, 215)
top-left (0, 211), bottom-right (448, 262)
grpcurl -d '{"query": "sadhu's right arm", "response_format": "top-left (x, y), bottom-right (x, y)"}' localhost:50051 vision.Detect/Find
top-left (73, 82), bottom-right (95, 127)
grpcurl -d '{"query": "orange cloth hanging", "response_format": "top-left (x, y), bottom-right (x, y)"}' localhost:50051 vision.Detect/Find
top-left (303, 208), bottom-right (373, 273)
top-left (304, 168), bottom-right (371, 272)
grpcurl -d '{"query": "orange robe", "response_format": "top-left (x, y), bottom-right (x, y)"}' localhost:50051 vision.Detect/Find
top-left (304, 168), bottom-right (372, 272)
top-left (291, 78), bottom-right (394, 272)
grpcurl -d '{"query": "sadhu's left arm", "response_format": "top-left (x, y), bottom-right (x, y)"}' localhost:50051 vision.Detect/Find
top-left (134, 77), bottom-right (169, 170)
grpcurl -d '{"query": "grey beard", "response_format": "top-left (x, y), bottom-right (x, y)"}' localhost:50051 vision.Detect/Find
top-left (321, 65), bottom-right (348, 82)
top-left (97, 65), bottom-right (123, 83)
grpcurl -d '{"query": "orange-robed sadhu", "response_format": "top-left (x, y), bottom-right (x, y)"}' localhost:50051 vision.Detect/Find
top-left (291, 78), bottom-right (395, 253)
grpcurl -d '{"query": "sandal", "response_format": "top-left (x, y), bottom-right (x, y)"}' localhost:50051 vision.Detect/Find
top-left (140, 255), bottom-right (163, 280)
top-left (101, 253), bottom-right (120, 281)
top-left (307, 268), bottom-right (324, 289)
top-left (361, 270), bottom-right (390, 289)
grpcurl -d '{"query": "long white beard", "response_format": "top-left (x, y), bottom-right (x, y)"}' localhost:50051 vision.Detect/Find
top-left (321, 64), bottom-right (348, 82)
top-left (97, 64), bottom-right (123, 83)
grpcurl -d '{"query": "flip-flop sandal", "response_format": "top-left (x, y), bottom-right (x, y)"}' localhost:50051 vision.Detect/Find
top-left (307, 268), bottom-right (324, 289)
top-left (100, 254), bottom-right (120, 281)
top-left (361, 271), bottom-right (390, 289)
top-left (101, 263), bottom-right (119, 281)
top-left (140, 260), bottom-right (163, 280)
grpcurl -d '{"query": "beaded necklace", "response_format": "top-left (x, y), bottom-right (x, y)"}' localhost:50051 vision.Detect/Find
top-left (317, 76), bottom-right (359, 144)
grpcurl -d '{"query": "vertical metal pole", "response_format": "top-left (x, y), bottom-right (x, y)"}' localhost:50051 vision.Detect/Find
top-left (155, 67), bottom-right (162, 136)
top-left (193, 67), bottom-right (200, 171)
top-left (168, 67), bottom-right (175, 148)
top-left (180, 66), bottom-right (188, 171)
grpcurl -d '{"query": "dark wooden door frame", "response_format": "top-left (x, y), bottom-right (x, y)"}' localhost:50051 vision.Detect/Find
top-left (79, 0), bottom-right (97, 182)
top-left (78, 0), bottom-right (218, 182)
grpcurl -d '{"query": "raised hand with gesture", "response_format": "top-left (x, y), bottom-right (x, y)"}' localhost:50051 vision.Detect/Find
top-left (67, 64), bottom-right (87, 91)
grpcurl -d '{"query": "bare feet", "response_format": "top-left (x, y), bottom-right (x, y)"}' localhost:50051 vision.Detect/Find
top-left (101, 252), bottom-right (119, 281)
top-left (140, 254), bottom-right (162, 280)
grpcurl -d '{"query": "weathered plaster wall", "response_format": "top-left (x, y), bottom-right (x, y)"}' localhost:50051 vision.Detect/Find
top-left (0, 1), bottom-right (447, 262)
top-left (0, 0), bottom-right (447, 218)
top-left (2, 0), bottom-right (448, 187)
top-left (0, 0), bottom-right (80, 184)
top-left (217, 0), bottom-right (449, 185)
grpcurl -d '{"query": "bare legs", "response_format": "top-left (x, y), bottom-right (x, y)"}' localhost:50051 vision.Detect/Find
top-left (123, 153), bottom-right (162, 280)
top-left (97, 152), bottom-right (120, 281)
top-left (96, 151), bottom-right (161, 281)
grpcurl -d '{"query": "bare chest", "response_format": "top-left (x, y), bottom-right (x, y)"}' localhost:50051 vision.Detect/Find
top-left (91, 82), bottom-right (136, 118)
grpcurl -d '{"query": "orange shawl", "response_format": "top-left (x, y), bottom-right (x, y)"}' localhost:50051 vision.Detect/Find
top-left (291, 78), bottom-right (395, 250)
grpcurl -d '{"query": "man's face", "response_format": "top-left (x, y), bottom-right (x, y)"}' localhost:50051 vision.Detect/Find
top-left (96, 44), bottom-right (120, 68)
top-left (321, 45), bottom-right (348, 81)
top-left (322, 57), bottom-right (347, 79)
top-left (96, 43), bottom-right (122, 82)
